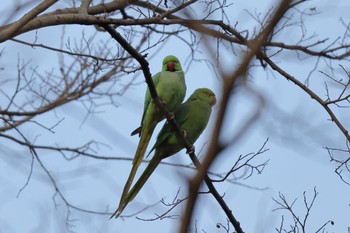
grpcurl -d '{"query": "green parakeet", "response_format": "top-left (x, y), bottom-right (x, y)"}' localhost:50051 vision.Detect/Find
top-left (114, 55), bottom-right (186, 218)
top-left (114, 88), bottom-right (216, 217)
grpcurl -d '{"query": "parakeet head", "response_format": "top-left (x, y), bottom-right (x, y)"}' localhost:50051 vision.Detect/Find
top-left (191, 88), bottom-right (216, 106)
top-left (162, 55), bottom-right (182, 72)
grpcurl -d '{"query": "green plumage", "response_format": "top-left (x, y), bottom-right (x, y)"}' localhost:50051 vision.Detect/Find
top-left (112, 55), bottom-right (186, 218)
top-left (115, 88), bottom-right (216, 216)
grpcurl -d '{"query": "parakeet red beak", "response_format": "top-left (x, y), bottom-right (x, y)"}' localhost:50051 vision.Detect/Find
top-left (166, 61), bottom-right (175, 71)
top-left (211, 96), bottom-right (217, 106)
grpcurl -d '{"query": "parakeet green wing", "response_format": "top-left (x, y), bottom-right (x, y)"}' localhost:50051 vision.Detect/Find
top-left (131, 72), bottom-right (161, 136)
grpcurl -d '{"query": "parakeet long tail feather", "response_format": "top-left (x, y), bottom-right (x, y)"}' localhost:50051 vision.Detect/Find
top-left (112, 128), bottom-right (153, 218)
top-left (118, 151), bottom-right (162, 216)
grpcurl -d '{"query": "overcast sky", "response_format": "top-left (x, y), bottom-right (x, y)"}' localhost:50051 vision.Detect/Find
top-left (1, 1), bottom-right (350, 233)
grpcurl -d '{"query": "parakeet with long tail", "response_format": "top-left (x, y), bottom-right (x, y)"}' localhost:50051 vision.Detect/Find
top-left (114, 88), bottom-right (216, 217)
top-left (113, 55), bottom-right (186, 218)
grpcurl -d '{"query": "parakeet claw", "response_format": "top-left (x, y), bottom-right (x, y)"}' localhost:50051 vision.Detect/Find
top-left (181, 129), bottom-right (187, 137)
top-left (180, 129), bottom-right (195, 154)
top-left (186, 145), bottom-right (195, 154)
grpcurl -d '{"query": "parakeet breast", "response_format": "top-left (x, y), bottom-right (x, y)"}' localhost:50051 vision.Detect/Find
top-left (156, 70), bottom-right (186, 112)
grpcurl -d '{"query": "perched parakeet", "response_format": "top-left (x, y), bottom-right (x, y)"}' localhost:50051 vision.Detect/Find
top-left (113, 55), bottom-right (186, 218)
top-left (114, 88), bottom-right (216, 217)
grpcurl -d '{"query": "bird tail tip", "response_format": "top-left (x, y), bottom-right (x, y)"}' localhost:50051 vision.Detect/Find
top-left (110, 209), bottom-right (122, 220)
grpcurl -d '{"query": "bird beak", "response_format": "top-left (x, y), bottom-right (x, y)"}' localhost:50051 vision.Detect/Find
top-left (211, 96), bottom-right (217, 106)
top-left (166, 61), bottom-right (175, 71)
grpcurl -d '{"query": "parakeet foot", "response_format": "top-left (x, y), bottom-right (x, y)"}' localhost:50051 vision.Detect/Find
top-left (158, 98), bottom-right (175, 120)
top-left (186, 145), bottom-right (195, 154)
top-left (181, 129), bottom-right (187, 138)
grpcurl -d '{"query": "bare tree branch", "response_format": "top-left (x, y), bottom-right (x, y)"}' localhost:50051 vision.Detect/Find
top-left (273, 187), bottom-right (333, 233)
top-left (0, 0), bottom-right (58, 42)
